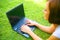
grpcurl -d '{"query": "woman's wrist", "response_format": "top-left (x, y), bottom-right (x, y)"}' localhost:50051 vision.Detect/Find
top-left (27, 30), bottom-right (33, 34)
top-left (34, 23), bottom-right (40, 27)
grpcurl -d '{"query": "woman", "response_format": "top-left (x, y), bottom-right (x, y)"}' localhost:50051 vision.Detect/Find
top-left (21, 0), bottom-right (60, 40)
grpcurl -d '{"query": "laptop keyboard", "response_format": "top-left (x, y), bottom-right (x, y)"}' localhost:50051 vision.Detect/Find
top-left (12, 18), bottom-right (35, 38)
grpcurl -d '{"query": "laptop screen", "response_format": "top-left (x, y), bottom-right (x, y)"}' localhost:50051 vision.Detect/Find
top-left (6, 3), bottom-right (25, 27)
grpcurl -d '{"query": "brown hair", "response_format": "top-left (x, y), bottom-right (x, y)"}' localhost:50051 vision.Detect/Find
top-left (48, 0), bottom-right (60, 24)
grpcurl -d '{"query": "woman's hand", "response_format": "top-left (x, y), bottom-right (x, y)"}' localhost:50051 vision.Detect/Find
top-left (26, 19), bottom-right (38, 26)
top-left (21, 25), bottom-right (42, 40)
top-left (21, 25), bottom-right (32, 34)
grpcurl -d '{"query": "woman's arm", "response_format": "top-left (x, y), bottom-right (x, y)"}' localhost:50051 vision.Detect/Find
top-left (21, 25), bottom-right (42, 40)
top-left (28, 30), bottom-right (42, 40)
top-left (26, 20), bottom-right (57, 34)
top-left (35, 24), bottom-right (57, 34)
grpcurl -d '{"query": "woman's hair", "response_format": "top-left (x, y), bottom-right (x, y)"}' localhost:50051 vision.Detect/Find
top-left (48, 0), bottom-right (60, 24)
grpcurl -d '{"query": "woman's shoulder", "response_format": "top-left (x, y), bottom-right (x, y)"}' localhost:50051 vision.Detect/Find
top-left (55, 25), bottom-right (60, 30)
top-left (52, 25), bottom-right (60, 39)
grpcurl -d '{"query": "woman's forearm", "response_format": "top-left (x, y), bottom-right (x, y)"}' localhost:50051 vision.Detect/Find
top-left (28, 31), bottom-right (42, 40)
top-left (35, 23), bottom-right (55, 34)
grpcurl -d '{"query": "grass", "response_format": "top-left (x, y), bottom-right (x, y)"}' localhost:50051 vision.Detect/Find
top-left (0, 0), bottom-right (51, 40)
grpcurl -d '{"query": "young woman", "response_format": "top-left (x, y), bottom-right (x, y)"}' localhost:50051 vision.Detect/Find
top-left (21, 0), bottom-right (60, 40)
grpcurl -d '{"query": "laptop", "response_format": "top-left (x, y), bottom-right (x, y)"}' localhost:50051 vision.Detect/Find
top-left (6, 3), bottom-right (35, 38)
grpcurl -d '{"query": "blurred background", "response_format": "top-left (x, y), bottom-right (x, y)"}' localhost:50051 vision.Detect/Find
top-left (0, 0), bottom-right (51, 40)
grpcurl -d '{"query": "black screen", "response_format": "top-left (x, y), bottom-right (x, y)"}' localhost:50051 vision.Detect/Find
top-left (6, 3), bottom-right (25, 27)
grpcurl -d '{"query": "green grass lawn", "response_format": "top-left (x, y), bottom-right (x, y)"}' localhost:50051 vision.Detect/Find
top-left (0, 0), bottom-right (51, 40)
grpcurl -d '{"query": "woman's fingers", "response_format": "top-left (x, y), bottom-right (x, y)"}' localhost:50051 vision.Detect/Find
top-left (26, 19), bottom-right (31, 24)
top-left (21, 25), bottom-right (31, 33)
top-left (26, 24), bottom-right (32, 26)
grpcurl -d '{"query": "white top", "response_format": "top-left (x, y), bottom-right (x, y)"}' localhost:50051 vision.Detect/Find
top-left (52, 25), bottom-right (60, 38)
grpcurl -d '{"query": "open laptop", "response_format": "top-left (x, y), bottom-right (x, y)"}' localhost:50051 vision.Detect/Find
top-left (6, 3), bottom-right (35, 38)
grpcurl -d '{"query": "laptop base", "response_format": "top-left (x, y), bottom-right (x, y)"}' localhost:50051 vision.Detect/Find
top-left (13, 18), bottom-right (35, 38)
